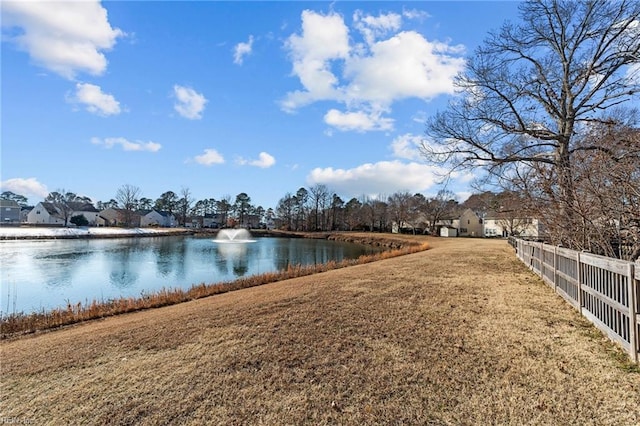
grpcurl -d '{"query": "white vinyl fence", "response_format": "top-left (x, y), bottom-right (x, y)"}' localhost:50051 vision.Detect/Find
top-left (509, 238), bottom-right (639, 363)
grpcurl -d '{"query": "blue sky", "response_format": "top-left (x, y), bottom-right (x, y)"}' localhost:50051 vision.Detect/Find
top-left (1, 1), bottom-right (522, 210)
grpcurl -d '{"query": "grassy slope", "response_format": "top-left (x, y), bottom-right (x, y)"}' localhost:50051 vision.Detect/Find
top-left (1, 236), bottom-right (639, 425)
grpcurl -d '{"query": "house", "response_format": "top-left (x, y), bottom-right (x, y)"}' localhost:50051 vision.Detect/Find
top-left (184, 216), bottom-right (202, 228)
top-left (97, 208), bottom-right (141, 227)
top-left (203, 213), bottom-right (224, 228)
top-left (68, 202), bottom-right (100, 226)
top-left (0, 200), bottom-right (21, 224)
top-left (159, 211), bottom-right (177, 227)
top-left (458, 208), bottom-right (483, 237)
top-left (484, 212), bottom-right (545, 238)
top-left (26, 202), bottom-right (65, 225)
top-left (20, 206), bottom-right (33, 223)
top-left (483, 216), bottom-right (505, 237)
top-left (139, 209), bottom-right (176, 227)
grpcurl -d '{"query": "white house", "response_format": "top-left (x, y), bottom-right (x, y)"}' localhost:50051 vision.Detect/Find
top-left (483, 213), bottom-right (544, 238)
top-left (483, 217), bottom-right (504, 237)
top-left (27, 202), bottom-right (65, 225)
top-left (68, 202), bottom-right (100, 226)
top-left (139, 209), bottom-right (176, 227)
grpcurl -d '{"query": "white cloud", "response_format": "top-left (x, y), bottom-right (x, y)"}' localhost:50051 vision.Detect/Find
top-left (353, 10), bottom-right (402, 45)
top-left (173, 85), bottom-right (207, 120)
top-left (194, 149), bottom-right (225, 166)
top-left (324, 108), bottom-right (394, 132)
top-left (402, 9), bottom-right (431, 21)
top-left (281, 10), bottom-right (350, 111)
top-left (1, 1), bottom-right (124, 79)
top-left (282, 9), bottom-right (466, 133)
top-left (234, 35), bottom-right (254, 65)
top-left (344, 31), bottom-right (465, 104)
top-left (390, 134), bottom-right (424, 160)
top-left (69, 83), bottom-right (121, 116)
top-left (236, 152), bottom-right (276, 168)
top-left (91, 137), bottom-right (161, 152)
top-left (0, 177), bottom-right (49, 199)
top-left (307, 160), bottom-right (445, 199)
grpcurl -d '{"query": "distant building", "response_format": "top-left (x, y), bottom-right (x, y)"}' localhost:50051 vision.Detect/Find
top-left (0, 200), bottom-right (21, 224)
top-left (440, 226), bottom-right (458, 238)
top-left (97, 208), bottom-right (140, 227)
top-left (484, 214), bottom-right (545, 239)
top-left (27, 202), bottom-right (65, 225)
top-left (68, 202), bottom-right (100, 226)
top-left (458, 208), bottom-right (483, 237)
top-left (139, 209), bottom-right (176, 227)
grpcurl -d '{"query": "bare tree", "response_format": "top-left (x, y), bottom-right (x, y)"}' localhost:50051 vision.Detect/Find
top-left (569, 123), bottom-right (640, 259)
top-left (422, 0), bottom-right (640, 247)
top-left (115, 184), bottom-right (141, 228)
top-left (309, 184), bottom-right (330, 231)
top-left (425, 189), bottom-right (458, 235)
top-left (387, 192), bottom-right (413, 233)
top-left (177, 187), bottom-right (193, 226)
top-left (371, 198), bottom-right (389, 232)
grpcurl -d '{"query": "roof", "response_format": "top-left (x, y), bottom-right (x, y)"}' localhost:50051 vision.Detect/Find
top-left (38, 202), bottom-right (64, 217)
top-left (67, 202), bottom-right (99, 212)
top-left (0, 200), bottom-right (20, 208)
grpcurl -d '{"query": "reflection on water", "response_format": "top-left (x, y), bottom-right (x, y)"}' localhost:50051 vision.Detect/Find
top-left (215, 242), bottom-right (251, 277)
top-left (109, 242), bottom-right (142, 288)
top-left (0, 236), bottom-right (382, 314)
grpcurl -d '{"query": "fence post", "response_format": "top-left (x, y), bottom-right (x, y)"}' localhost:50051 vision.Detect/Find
top-left (629, 263), bottom-right (638, 363)
top-left (553, 245), bottom-right (558, 292)
top-left (576, 251), bottom-right (583, 316)
top-left (541, 244), bottom-right (545, 280)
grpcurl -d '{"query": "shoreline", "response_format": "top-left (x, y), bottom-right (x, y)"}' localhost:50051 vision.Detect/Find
top-left (0, 226), bottom-right (194, 241)
top-left (0, 232), bottom-right (428, 338)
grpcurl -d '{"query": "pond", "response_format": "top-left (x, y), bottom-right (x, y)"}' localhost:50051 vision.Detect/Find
top-left (0, 236), bottom-right (383, 315)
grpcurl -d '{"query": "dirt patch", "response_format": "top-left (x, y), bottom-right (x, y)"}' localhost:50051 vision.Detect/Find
top-left (1, 236), bottom-right (639, 425)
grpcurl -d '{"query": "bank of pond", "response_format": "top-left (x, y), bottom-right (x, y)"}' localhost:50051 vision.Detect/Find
top-left (0, 232), bottom-right (428, 337)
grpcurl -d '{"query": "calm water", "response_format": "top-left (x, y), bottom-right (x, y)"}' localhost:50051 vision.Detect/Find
top-left (0, 236), bottom-right (381, 314)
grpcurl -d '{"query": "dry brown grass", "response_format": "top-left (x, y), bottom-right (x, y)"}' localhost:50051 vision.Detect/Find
top-left (1, 236), bottom-right (639, 425)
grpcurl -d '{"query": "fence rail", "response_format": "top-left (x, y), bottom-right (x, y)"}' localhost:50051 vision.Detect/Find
top-left (509, 238), bottom-right (639, 363)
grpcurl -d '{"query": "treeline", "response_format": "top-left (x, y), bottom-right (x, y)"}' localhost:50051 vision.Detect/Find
top-left (1, 185), bottom-right (513, 233)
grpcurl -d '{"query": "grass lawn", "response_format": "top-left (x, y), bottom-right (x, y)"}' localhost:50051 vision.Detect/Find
top-left (1, 236), bottom-right (639, 425)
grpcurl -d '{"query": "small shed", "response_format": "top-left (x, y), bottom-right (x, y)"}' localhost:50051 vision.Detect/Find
top-left (440, 226), bottom-right (458, 237)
